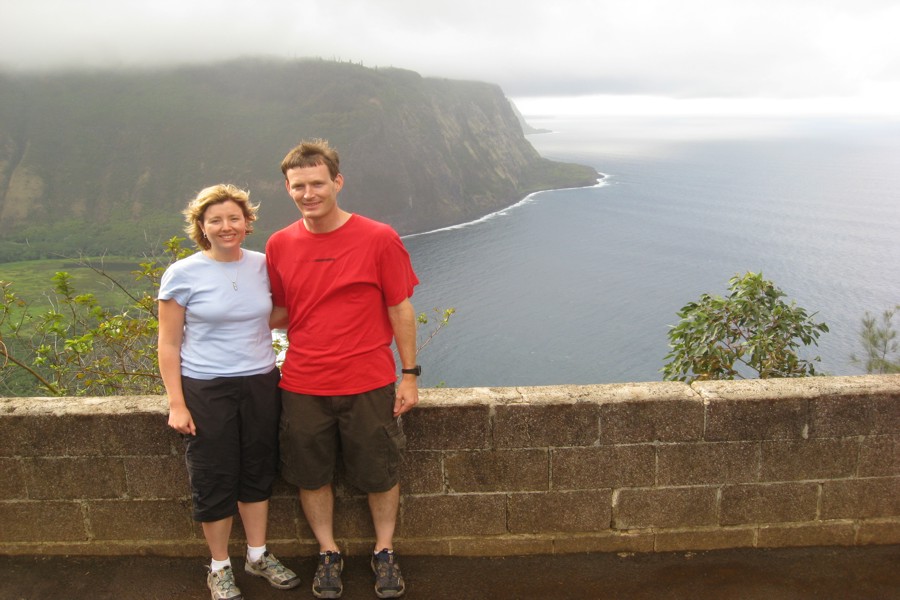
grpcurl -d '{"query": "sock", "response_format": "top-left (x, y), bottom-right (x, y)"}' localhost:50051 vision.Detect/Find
top-left (210, 557), bottom-right (231, 572)
top-left (247, 544), bottom-right (267, 563)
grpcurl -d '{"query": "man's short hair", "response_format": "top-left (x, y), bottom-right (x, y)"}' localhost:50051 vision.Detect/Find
top-left (281, 138), bottom-right (340, 180)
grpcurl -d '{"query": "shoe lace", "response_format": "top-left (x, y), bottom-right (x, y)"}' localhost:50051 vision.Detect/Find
top-left (213, 567), bottom-right (239, 593)
top-left (317, 552), bottom-right (341, 585)
top-left (259, 552), bottom-right (289, 577)
top-left (373, 550), bottom-right (400, 586)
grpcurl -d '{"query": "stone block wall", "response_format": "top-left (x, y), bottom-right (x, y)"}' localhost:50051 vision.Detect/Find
top-left (1, 375), bottom-right (898, 557)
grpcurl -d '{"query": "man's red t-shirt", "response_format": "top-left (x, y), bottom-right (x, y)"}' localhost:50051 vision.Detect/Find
top-left (265, 214), bottom-right (419, 395)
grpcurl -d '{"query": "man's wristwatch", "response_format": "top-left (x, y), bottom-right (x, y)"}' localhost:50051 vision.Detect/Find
top-left (401, 365), bottom-right (422, 376)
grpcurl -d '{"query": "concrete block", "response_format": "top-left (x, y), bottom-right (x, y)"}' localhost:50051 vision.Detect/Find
top-left (231, 495), bottom-right (303, 542)
top-left (391, 539), bottom-right (450, 556)
top-left (720, 482), bottom-right (819, 525)
top-left (809, 395), bottom-right (874, 437)
top-left (449, 536), bottom-right (555, 556)
top-left (493, 403), bottom-right (599, 448)
top-left (23, 457), bottom-right (127, 500)
top-left (858, 436), bottom-right (900, 477)
top-left (654, 527), bottom-right (756, 552)
top-left (123, 455), bottom-right (190, 499)
top-left (657, 442), bottom-right (759, 486)
top-left (552, 445), bottom-right (655, 490)
top-left (399, 450), bottom-right (443, 494)
top-left (821, 478), bottom-right (900, 519)
top-left (0, 458), bottom-right (25, 499)
top-left (523, 382), bottom-right (696, 405)
top-left (446, 449), bottom-right (548, 493)
top-left (0, 416), bottom-right (35, 457)
top-left (47, 414), bottom-right (171, 457)
top-left (267, 495), bottom-right (305, 541)
top-left (704, 397), bottom-right (807, 441)
top-left (508, 490), bottom-right (612, 534)
top-left (88, 499), bottom-right (194, 540)
top-left (857, 519), bottom-right (900, 545)
top-left (333, 494), bottom-right (376, 539)
top-left (757, 522), bottom-right (856, 548)
top-left (256, 539), bottom-right (318, 558)
top-left (760, 439), bottom-right (858, 482)
top-left (109, 414), bottom-right (176, 456)
top-left (402, 494), bottom-right (507, 537)
top-left (871, 394), bottom-right (900, 434)
top-left (614, 487), bottom-right (717, 529)
top-left (552, 531), bottom-right (655, 554)
top-left (404, 405), bottom-right (490, 450)
top-left (0, 501), bottom-right (87, 542)
top-left (600, 399), bottom-right (703, 444)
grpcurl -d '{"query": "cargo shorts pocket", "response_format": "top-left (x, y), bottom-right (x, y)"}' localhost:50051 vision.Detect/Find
top-left (382, 416), bottom-right (407, 479)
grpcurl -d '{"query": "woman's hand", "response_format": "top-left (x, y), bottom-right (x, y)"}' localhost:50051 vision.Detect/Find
top-left (168, 404), bottom-right (196, 435)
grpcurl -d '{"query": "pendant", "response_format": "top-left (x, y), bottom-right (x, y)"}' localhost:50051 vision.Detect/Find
top-left (232, 282), bottom-right (238, 291)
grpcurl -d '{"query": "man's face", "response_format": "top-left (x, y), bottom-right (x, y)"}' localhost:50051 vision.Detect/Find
top-left (284, 163), bottom-right (343, 223)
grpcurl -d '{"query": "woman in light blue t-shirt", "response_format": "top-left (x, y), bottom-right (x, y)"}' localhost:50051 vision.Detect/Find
top-left (158, 184), bottom-right (299, 599)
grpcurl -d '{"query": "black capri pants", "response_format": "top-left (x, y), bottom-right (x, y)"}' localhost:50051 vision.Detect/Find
top-left (181, 367), bottom-right (281, 522)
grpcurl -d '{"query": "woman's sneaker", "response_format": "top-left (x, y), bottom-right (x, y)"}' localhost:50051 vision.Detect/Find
top-left (244, 551), bottom-right (301, 589)
top-left (207, 565), bottom-right (243, 600)
top-left (371, 549), bottom-right (405, 598)
top-left (312, 551), bottom-right (344, 598)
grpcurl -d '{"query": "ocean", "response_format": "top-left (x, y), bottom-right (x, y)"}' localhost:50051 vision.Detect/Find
top-left (403, 115), bottom-right (900, 388)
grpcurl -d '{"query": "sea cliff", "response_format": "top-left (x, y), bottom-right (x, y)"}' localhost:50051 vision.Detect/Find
top-left (0, 59), bottom-right (597, 260)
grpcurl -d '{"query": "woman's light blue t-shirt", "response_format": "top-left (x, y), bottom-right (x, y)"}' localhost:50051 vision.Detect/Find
top-left (158, 249), bottom-right (275, 379)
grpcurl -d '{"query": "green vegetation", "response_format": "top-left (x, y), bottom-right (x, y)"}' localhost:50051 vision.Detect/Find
top-left (0, 257), bottom-right (144, 307)
top-left (1, 239), bottom-right (455, 397)
top-left (852, 305), bottom-right (900, 374)
top-left (0, 239), bottom-right (188, 396)
top-left (662, 272), bottom-right (829, 382)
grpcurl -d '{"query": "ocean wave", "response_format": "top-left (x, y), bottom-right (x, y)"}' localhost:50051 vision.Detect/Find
top-left (403, 175), bottom-right (610, 239)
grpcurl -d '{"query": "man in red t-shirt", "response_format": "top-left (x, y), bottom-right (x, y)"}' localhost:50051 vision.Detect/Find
top-left (266, 139), bottom-right (419, 599)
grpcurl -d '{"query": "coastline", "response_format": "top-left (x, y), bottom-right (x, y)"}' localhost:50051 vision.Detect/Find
top-left (403, 173), bottom-right (609, 240)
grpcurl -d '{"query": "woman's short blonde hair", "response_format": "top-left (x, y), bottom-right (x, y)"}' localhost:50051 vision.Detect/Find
top-left (183, 184), bottom-right (257, 250)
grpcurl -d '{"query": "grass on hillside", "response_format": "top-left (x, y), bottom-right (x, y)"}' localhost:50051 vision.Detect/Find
top-left (0, 257), bottom-right (151, 314)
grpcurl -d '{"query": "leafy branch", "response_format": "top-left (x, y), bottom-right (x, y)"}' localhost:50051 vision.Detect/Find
top-left (0, 237), bottom-right (187, 396)
top-left (662, 272), bottom-right (829, 383)
top-left (851, 305), bottom-right (900, 374)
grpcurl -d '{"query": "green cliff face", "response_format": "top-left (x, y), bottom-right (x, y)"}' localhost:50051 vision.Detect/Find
top-left (0, 59), bottom-right (597, 260)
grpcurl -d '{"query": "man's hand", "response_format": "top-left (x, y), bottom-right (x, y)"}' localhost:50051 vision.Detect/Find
top-left (394, 375), bottom-right (419, 416)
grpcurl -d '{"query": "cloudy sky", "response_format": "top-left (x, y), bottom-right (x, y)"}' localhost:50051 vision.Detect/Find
top-left (3, 0), bottom-right (899, 116)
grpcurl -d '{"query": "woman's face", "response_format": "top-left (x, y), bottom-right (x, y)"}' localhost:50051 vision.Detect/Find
top-left (200, 200), bottom-right (247, 255)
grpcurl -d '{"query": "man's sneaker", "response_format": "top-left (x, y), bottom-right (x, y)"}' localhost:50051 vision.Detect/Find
top-left (312, 551), bottom-right (343, 599)
top-left (371, 549), bottom-right (405, 598)
top-left (244, 551), bottom-right (301, 589)
top-left (207, 565), bottom-right (243, 600)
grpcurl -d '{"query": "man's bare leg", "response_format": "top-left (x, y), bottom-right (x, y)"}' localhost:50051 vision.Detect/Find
top-left (300, 484), bottom-right (339, 552)
top-left (368, 483), bottom-right (400, 551)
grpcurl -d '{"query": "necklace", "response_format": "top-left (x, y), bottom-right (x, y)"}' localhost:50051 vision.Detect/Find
top-left (207, 250), bottom-right (241, 291)
top-left (225, 266), bottom-right (238, 291)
